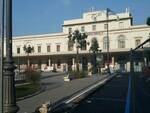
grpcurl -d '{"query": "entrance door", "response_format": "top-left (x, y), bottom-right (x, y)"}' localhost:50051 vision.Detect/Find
top-left (82, 57), bottom-right (88, 71)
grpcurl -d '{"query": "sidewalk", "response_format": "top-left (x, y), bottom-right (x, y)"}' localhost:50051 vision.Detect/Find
top-left (17, 74), bottom-right (108, 113)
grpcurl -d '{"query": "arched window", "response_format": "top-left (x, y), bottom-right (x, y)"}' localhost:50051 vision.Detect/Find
top-left (68, 41), bottom-right (74, 51)
top-left (135, 39), bottom-right (141, 47)
top-left (103, 36), bottom-right (107, 49)
top-left (134, 37), bottom-right (142, 47)
top-left (118, 35), bottom-right (126, 48)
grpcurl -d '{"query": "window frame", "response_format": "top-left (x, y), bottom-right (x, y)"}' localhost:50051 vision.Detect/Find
top-left (118, 35), bottom-right (126, 48)
top-left (47, 45), bottom-right (51, 52)
top-left (56, 44), bottom-right (61, 52)
top-left (37, 45), bottom-right (41, 53)
top-left (17, 47), bottom-right (20, 54)
top-left (92, 24), bottom-right (96, 31)
top-left (135, 39), bottom-right (141, 47)
top-left (103, 36), bottom-right (108, 50)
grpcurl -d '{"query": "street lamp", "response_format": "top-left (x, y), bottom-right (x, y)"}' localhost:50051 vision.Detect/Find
top-left (3, 0), bottom-right (19, 113)
top-left (0, 0), bottom-right (4, 112)
top-left (106, 8), bottom-right (119, 74)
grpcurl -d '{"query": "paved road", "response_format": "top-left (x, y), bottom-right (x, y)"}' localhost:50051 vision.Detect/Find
top-left (60, 73), bottom-right (150, 113)
top-left (17, 72), bottom-right (107, 113)
top-left (131, 73), bottom-right (150, 113)
top-left (67, 74), bottom-right (129, 113)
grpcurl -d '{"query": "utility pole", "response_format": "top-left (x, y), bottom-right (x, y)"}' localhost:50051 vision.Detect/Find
top-left (3, 0), bottom-right (19, 113)
top-left (106, 8), bottom-right (110, 74)
top-left (106, 8), bottom-right (119, 74)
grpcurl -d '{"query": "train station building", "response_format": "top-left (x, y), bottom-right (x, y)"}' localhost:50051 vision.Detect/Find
top-left (11, 9), bottom-right (150, 72)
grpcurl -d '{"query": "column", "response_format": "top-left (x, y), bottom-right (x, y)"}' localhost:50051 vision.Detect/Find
top-left (88, 62), bottom-right (92, 76)
top-left (144, 57), bottom-right (147, 66)
top-left (126, 62), bottom-right (130, 72)
top-left (111, 57), bottom-right (115, 67)
top-left (48, 58), bottom-right (51, 66)
top-left (72, 58), bottom-right (75, 70)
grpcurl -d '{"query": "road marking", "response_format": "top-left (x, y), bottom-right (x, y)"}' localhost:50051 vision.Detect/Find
top-left (89, 97), bottom-right (125, 102)
top-left (124, 75), bottom-right (131, 113)
top-left (65, 75), bottom-right (114, 104)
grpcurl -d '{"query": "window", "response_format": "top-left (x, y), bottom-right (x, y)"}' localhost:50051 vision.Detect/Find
top-left (68, 28), bottom-right (72, 33)
top-left (68, 42), bottom-right (74, 51)
top-left (92, 25), bottom-right (96, 31)
top-left (135, 39), bottom-right (141, 47)
top-left (104, 24), bottom-right (107, 29)
top-left (17, 47), bottom-right (20, 54)
top-left (38, 46), bottom-right (41, 53)
top-left (103, 36), bottom-right (108, 49)
top-left (119, 22), bottom-right (124, 29)
top-left (93, 16), bottom-right (97, 21)
top-left (47, 45), bottom-right (51, 52)
top-left (118, 35), bottom-right (126, 48)
top-left (81, 26), bottom-right (85, 32)
top-left (56, 45), bottom-right (60, 52)
top-left (91, 14), bottom-right (97, 21)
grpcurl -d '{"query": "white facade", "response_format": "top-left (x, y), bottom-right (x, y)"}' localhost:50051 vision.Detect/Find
top-left (11, 9), bottom-right (150, 72)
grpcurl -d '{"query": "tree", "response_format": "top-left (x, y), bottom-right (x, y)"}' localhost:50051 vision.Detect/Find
top-left (89, 38), bottom-right (100, 74)
top-left (23, 45), bottom-right (34, 67)
top-left (68, 30), bottom-right (88, 72)
top-left (146, 17), bottom-right (150, 26)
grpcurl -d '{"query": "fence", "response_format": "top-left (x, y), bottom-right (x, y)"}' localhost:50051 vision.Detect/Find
top-left (15, 70), bottom-right (27, 83)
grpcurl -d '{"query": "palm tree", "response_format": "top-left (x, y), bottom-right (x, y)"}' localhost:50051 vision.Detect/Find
top-left (68, 30), bottom-right (88, 72)
top-left (23, 45), bottom-right (34, 67)
top-left (89, 38), bottom-right (100, 74)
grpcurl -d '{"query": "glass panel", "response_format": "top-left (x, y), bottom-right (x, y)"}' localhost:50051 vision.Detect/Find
top-left (92, 25), bottom-right (96, 31)
top-left (47, 45), bottom-right (51, 52)
top-left (68, 42), bottom-right (73, 51)
top-left (135, 39), bottom-right (141, 47)
top-left (57, 45), bottom-right (60, 52)
top-left (103, 37), bottom-right (107, 49)
top-left (38, 46), bottom-right (41, 53)
top-left (17, 47), bottom-right (20, 54)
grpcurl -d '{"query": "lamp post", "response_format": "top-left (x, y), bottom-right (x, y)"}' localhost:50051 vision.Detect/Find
top-left (3, 0), bottom-right (19, 113)
top-left (0, 0), bottom-right (4, 112)
top-left (106, 8), bottom-right (119, 74)
top-left (106, 8), bottom-right (110, 74)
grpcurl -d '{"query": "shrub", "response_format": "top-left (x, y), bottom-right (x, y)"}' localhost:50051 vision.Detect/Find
top-left (69, 70), bottom-right (86, 79)
top-left (16, 83), bottom-right (40, 98)
top-left (25, 68), bottom-right (41, 84)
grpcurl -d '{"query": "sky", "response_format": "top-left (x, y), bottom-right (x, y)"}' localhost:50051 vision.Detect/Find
top-left (13, 0), bottom-right (150, 36)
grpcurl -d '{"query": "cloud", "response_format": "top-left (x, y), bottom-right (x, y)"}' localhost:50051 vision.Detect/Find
top-left (61, 0), bottom-right (71, 6)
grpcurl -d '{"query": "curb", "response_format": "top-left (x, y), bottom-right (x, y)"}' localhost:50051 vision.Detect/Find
top-left (17, 85), bottom-right (46, 101)
top-left (17, 73), bottom-right (65, 101)
top-left (50, 74), bottom-right (115, 113)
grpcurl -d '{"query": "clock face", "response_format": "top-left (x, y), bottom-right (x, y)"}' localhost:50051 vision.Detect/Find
top-left (91, 13), bottom-right (101, 21)
top-left (91, 14), bottom-right (97, 21)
